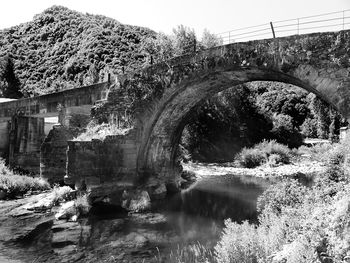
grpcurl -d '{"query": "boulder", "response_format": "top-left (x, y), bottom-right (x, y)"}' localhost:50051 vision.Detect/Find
top-left (121, 190), bottom-right (151, 212)
top-left (55, 201), bottom-right (78, 220)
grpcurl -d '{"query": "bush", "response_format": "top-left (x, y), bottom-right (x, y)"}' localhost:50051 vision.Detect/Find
top-left (51, 185), bottom-right (73, 205)
top-left (73, 121), bottom-right (131, 141)
top-left (257, 179), bottom-right (307, 214)
top-left (297, 143), bottom-right (333, 162)
top-left (215, 220), bottom-right (262, 263)
top-left (256, 140), bottom-right (291, 164)
top-left (235, 148), bottom-right (265, 168)
top-left (0, 159), bottom-right (50, 199)
top-left (235, 140), bottom-right (292, 168)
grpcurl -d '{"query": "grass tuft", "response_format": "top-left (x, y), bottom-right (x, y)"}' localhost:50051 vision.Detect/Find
top-left (73, 121), bottom-right (130, 141)
top-left (0, 158), bottom-right (50, 199)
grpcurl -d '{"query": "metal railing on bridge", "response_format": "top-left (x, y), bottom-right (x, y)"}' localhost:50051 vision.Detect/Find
top-left (217, 9), bottom-right (350, 44)
top-left (146, 9), bottom-right (350, 67)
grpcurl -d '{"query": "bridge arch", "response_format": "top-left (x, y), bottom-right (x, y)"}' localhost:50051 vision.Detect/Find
top-left (118, 29), bottom-right (350, 190)
top-left (136, 65), bottom-right (346, 185)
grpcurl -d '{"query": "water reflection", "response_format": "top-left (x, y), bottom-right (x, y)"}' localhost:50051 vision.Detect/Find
top-left (161, 174), bottom-right (269, 245)
top-left (0, 173), bottom-right (272, 263)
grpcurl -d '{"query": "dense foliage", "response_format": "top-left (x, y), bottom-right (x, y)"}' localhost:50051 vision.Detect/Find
top-left (215, 138), bottom-right (350, 263)
top-left (0, 5), bottom-right (156, 96)
top-left (181, 81), bottom-right (346, 162)
top-left (181, 85), bottom-right (272, 162)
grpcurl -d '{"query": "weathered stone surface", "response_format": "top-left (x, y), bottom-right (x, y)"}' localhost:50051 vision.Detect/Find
top-left (65, 130), bottom-right (139, 189)
top-left (0, 82), bottom-right (109, 119)
top-left (121, 30), bottom-right (350, 184)
top-left (51, 219), bottom-right (91, 260)
top-left (9, 116), bottom-right (45, 173)
top-left (0, 197), bottom-right (54, 243)
top-left (40, 125), bottom-right (81, 184)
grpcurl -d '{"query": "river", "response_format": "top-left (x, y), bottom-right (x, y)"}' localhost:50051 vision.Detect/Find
top-left (0, 167), bottom-right (272, 263)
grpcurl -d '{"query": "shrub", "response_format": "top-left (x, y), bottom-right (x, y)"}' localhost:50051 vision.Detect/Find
top-left (215, 220), bottom-right (261, 263)
top-left (51, 185), bottom-right (73, 205)
top-left (257, 179), bottom-right (307, 214)
top-left (297, 143), bottom-right (333, 162)
top-left (235, 148), bottom-right (265, 168)
top-left (256, 140), bottom-right (291, 164)
top-left (235, 140), bottom-right (292, 168)
top-left (73, 121), bottom-right (131, 141)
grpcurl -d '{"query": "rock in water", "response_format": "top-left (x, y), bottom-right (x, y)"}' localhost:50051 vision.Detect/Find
top-left (122, 190), bottom-right (151, 212)
top-left (55, 201), bottom-right (79, 220)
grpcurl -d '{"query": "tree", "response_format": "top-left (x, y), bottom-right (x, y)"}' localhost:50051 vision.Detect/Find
top-left (200, 29), bottom-right (223, 49)
top-left (142, 33), bottom-right (175, 63)
top-left (271, 114), bottom-right (303, 148)
top-left (0, 56), bottom-right (23, 98)
top-left (172, 25), bottom-right (197, 55)
top-left (84, 63), bottom-right (99, 85)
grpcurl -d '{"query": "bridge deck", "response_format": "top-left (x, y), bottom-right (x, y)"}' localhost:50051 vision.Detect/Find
top-left (0, 82), bottom-right (109, 119)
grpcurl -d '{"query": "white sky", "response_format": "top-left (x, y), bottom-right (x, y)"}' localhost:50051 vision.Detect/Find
top-left (0, 0), bottom-right (349, 37)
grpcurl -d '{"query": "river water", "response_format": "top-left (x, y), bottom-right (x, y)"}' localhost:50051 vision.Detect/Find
top-left (80, 173), bottom-right (271, 262)
top-left (0, 170), bottom-right (271, 263)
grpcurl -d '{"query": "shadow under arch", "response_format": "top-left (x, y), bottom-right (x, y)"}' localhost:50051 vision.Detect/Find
top-left (136, 66), bottom-right (339, 184)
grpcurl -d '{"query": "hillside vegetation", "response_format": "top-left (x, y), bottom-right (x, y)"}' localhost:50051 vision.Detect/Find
top-left (0, 5), bottom-right (155, 96)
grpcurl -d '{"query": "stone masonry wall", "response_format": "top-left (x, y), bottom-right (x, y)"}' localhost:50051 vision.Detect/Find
top-left (9, 116), bottom-right (45, 173)
top-left (65, 129), bottom-right (139, 190)
top-left (40, 125), bottom-right (81, 183)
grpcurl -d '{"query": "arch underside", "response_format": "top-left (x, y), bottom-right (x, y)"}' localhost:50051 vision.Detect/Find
top-left (137, 66), bottom-right (342, 181)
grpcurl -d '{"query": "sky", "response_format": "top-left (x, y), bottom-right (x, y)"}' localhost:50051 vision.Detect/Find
top-left (0, 0), bottom-right (349, 38)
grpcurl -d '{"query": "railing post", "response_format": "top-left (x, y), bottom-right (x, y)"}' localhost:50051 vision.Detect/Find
top-left (270, 22), bottom-right (276, 38)
top-left (297, 18), bottom-right (300, 34)
top-left (193, 38), bottom-right (196, 53)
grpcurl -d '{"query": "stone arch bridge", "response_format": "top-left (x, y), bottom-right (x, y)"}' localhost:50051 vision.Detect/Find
top-left (1, 30), bottom-right (350, 203)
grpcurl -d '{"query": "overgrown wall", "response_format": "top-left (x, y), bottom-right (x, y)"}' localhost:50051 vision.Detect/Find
top-left (65, 130), bottom-right (139, 189)
top-left (40, 125), bottom-right (81, 183)
top-left (9, 116), bottom-right (45, 173)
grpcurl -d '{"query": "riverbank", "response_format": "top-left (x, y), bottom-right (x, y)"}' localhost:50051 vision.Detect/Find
top-left (183, 160), bottom-right (326, 179)
top-left (0, 159), bottom-right (327, 263)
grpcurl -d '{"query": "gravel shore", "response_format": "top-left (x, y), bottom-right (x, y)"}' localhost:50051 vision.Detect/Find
top-left (183, 160), bottom-right (326, 179)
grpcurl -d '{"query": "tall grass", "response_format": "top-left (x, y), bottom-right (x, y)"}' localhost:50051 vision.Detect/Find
top-left (0, 159), bottom-right (50, 199)
top-left (155, 242), bottom-right (215, 263)
top-left (73, 121), bottom-right (130, 141)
